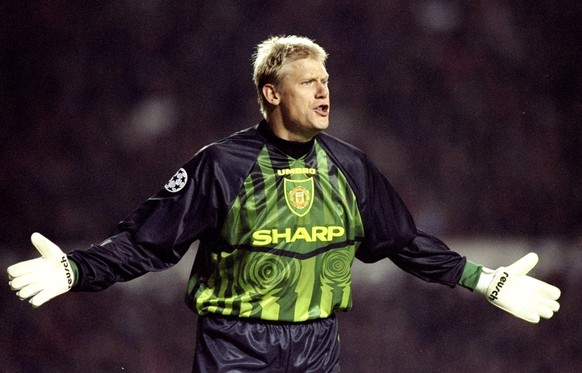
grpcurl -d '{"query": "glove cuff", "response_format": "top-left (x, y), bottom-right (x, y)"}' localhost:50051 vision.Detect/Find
top-left (458, 260), bottom-right (483, 290)
top-left (68, 258), bottom-right (80, 289)
top-left (474, 266), bottom-right (495, 295)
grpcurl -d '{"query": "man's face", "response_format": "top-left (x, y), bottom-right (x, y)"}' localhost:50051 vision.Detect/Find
top-left (274, 58), bottom-right (330, 141)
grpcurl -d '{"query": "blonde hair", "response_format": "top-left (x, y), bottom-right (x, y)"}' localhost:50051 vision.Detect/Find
top-left (252, 35), bottom-right (328, 118)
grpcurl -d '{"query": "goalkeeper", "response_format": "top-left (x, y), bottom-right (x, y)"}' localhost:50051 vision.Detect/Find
top-left (7, 35), bottom-right (560, 372)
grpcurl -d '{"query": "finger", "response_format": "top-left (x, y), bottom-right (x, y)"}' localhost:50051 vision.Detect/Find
top-left (539, 305), bottom-right (558, 319)
top-left (524, 277), bottom-right (561, 300)
top-left (7, 258), bottom-right (46, 278)
top-left (31, 233), bottom-right (64, 262)
top-left (18, 282), bottom-right (45, 300)
top-left (9, 271), bottom-right (45, 290)
top-left (531, 299), bottom-right (558, 320)
top-left (534, 296), bottom-right (560, 314)
top-left (508, 252), bottom-right (538, 275)
top-left (30, 290), bottom-right (55, 308)
top-left (535, 282), bottom-right (561, 300)
top-left (521, 291), bottom-right (560, 318)
top-left (513, 307), bottom-right (540, 324)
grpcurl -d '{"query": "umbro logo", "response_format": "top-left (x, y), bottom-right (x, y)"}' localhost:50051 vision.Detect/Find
top-left (276, 167), bottom-right (317, 176)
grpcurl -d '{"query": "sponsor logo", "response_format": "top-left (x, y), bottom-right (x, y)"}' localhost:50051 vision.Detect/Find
top-left (165, 168), bottom-right (188, 193)
top-left (276, 167), bottom-right (317, 176)
top-left (284, 178), bottom-right (314, 216)
top-left (488, 271), bottom-right (509, 301)
top-left (252, 226), bottom-right (345, 246)
top-left (61, 256), bottom-right (73, 289)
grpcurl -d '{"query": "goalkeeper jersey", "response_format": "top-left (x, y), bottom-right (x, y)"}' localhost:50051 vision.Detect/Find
top-left (68, 121), bottom-right (467, 322)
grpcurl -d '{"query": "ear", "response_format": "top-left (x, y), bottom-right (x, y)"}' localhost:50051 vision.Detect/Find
top-left (262, 84), bottom-right (281, 106)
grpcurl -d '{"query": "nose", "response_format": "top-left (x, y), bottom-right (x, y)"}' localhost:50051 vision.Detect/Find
top-left (316, 81), bottom-right (329, 98)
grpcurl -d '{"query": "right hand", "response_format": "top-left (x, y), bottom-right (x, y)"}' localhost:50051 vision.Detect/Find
top-left (7, 233), bottom-right (75, 307)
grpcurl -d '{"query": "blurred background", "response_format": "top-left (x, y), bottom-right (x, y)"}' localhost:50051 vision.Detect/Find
top-left (1, 0), bottom-right (580, 371)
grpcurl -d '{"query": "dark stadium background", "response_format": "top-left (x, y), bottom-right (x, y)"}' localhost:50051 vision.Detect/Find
top-left (1, 1), bottom-right (580, 372)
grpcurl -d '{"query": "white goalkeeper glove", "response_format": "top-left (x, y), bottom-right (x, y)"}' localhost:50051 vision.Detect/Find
top-left (7, 232), bottom-right (75, 307)
top-left (475, 252), bottom-right (560, 323)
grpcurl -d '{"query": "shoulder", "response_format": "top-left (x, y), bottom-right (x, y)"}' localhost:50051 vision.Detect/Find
top-left (184, 125), bottom-right (265, 170)
top-left (315, 131), bottom-right (370, 170)
top-left (316, 131), bottom-right (388, 199)
top-left (168, 125), bottom-right (265, 201)
top-left (200, 125), bottom-right (264, 159)
top-left (316, 131), bottom-right (364, 155)
top-left (180, 125), bottom-right (265, 188)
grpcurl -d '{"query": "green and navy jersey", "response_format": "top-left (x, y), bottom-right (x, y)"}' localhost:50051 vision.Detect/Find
top-left (68, 121), bottom-right (468, 322)
top-left (190, 137), bottom-right (364, 321)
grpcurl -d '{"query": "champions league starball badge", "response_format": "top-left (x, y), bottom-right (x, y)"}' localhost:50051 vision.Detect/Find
top-left (164, 168), bottom-right (188, 192)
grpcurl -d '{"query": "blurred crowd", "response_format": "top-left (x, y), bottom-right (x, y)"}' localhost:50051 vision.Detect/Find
top-left (1, 1), bottom-right (581, 372)
top-left (1, 1), bottom-right (580, 246)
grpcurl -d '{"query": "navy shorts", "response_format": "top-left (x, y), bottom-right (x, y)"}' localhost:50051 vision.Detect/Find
top-left (192, 314), bottom-right (341, 373)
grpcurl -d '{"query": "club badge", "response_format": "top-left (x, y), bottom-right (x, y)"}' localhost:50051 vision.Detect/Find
top-left (284, 178), bottom-right (314, 217)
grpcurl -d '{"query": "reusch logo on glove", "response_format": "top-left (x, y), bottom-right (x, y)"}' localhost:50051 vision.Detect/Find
top-left (488, 271), bottom-right (509, 301)
top-left (61, 256), bottom-right (73, 289)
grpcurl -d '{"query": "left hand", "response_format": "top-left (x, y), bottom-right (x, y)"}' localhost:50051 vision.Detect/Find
top-left (475, 253), bottom-right (561, 323)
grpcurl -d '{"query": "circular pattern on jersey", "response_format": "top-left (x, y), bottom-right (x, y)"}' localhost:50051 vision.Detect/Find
top-left (320, 249), bottom-right (352, 287)
top-left (164, 168), bottom-right (188, 193)
top-left (238, 252), bottom-right (300, 296)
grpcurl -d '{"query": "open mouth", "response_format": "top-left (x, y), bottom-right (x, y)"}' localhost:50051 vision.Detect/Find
top-left (315, 104), bottom-right (330, 115)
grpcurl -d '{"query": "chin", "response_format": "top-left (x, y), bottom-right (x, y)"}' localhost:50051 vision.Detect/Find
top-left (312, 117), bottom-right (329, 127)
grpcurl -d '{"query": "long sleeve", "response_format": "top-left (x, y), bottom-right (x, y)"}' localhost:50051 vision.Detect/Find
top-left (317, 132), bottom-right (466, 287)
top-left (68, 148), bottom-right (225, 291)
top-left (68, 126), bottom-right (266, 292)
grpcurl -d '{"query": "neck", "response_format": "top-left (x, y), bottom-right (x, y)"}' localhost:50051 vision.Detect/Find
top-left (258, 120), bottom-right (315, 158)
top-left (266, 113), bottom-right (318, 142)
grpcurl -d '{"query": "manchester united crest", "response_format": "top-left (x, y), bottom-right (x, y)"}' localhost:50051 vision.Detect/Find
top-left (284, 178), bottom-right (314, 217)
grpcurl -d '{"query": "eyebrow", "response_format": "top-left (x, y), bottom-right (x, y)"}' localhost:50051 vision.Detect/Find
top-left (302, 75), bottom-right (329, 82)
